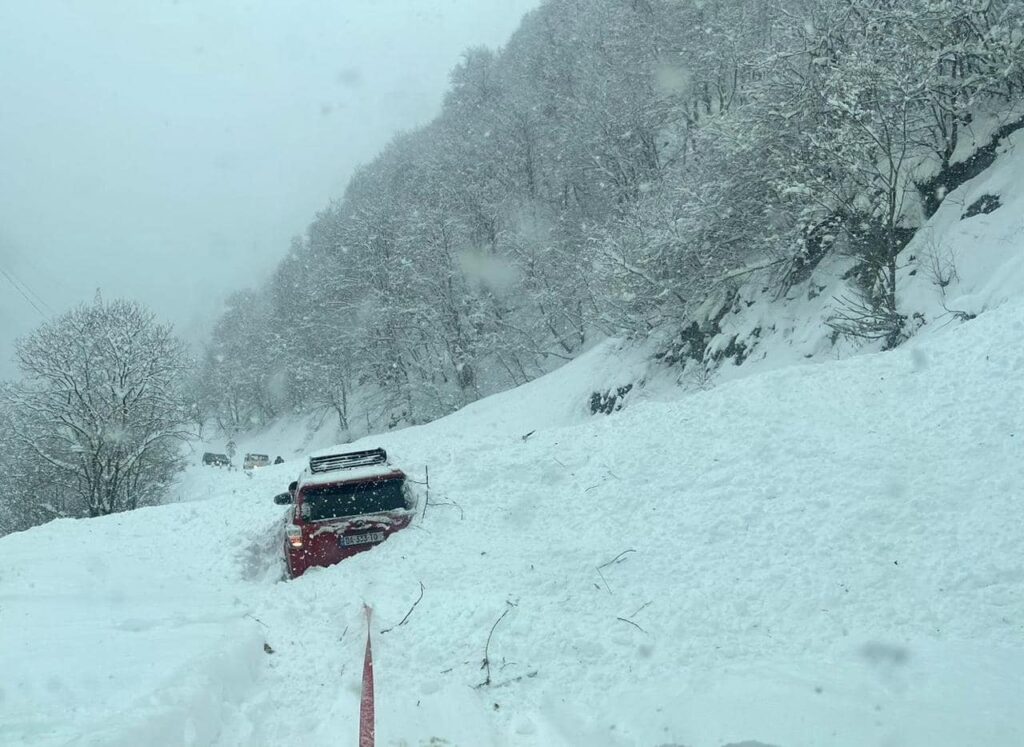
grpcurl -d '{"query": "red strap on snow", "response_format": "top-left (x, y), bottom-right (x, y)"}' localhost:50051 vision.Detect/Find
top-left (359, 605), bottom-right (375, 747)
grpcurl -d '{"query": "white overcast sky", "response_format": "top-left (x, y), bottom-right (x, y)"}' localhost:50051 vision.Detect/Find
top-left (0, 0), bottom-right (540, 378)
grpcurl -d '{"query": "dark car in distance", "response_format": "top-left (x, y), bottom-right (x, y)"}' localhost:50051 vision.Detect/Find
top-left (202, 452), bottom-right (230, 467)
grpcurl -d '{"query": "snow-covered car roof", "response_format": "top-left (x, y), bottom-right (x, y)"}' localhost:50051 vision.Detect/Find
top-left (297, 463), bottom-right (404, 490)
top-left (295, 447), bottom-right (405, 490)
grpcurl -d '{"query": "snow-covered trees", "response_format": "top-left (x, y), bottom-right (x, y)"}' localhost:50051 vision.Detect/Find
top-left (737, 1), bottom-right (933, 345)
top-left (199, 289), bottom-right (284, 431)
top-left (201, 0), bottom-right (1024, 430)
top-left (730, 0), bottom-right (1024, 346)
top-left (2, 296), bottom-right (195, 522)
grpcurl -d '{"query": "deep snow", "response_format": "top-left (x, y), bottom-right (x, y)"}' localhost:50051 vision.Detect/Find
top-left (693, 127), bottom-right (1024, 390)
top-left (3, 293), bottom-right (1023, 746)
top-left (3, 120), bottom-right (1024, 747)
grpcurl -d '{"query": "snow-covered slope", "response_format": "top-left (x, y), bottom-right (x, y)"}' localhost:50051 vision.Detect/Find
top-left (687, 127), bottom-right (1024, 388)
top-left (3, 121), bottom-right (1024, 747)
top-left (3, 287), bottom-right (1023, 746)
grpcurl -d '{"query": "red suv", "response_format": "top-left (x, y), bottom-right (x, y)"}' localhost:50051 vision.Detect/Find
top-left (274, 447), bottom-right (415, 578)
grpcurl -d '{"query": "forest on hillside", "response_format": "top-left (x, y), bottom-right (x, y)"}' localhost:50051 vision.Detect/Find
top-left (200, 0), bottom-right (1022, 434)
top-left (2, 0), bottom-right (1023, 534)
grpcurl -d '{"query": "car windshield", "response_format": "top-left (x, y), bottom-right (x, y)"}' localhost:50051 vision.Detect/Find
top-left (301, 479), bottom-right (405, 522)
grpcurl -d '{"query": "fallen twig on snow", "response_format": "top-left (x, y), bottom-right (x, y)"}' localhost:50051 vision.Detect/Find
top-left (381, 581), bottom-right (426, 634)
top-left (489, 669), bottom-right (539, 688)
top-left (598, 549), bottom-right (637, 569)
top-left (417, 467), bottom-right (466, 522)
top-left (425, 498), bottom-right (465, 520)
top-left (596, 548), bottom-right (636, 593)
top-left (615, 617), bottom-right (647, 634)
top-left (419, 465), bottom-right (431, 521)
top-left (629, 601), bottom-right (652, 618)
top-left (476, 601), bottom-right (517, 688)
top-left (615, 601), bottom-right (652, 634)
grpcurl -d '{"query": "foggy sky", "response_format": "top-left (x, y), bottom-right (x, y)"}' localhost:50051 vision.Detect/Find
top-left (0, 0), bottom-right (540, 378)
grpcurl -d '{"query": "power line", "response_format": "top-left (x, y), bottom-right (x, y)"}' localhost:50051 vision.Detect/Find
top-left (5, 244), bottom-right (72, 296)
top-left (0, 264), bottom-right (49, 316)
top-left (17, 254), bottom-right (53, 310)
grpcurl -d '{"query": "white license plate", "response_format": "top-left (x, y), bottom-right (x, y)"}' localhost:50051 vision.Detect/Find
top-left (340, 531), bottom-right (384, 547)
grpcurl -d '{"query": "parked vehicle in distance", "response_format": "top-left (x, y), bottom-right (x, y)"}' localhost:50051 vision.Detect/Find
top-left (202, 452), bottom-right (230, 467)
top-left (274, 447), bottom-right (415, 578)
top-left (243, 453), bottom-right (270, 470)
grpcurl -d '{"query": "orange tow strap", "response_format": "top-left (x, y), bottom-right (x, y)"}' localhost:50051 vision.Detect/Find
top-left (359, 605), bottom-right (375, 747)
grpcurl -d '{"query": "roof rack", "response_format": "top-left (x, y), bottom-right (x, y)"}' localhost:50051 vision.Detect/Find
top-left (309, 447), bottom-right (388, 474)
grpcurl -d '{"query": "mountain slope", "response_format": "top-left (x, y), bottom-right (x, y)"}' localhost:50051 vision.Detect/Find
top-left (3, 124), bottom-right (1024, 747)
top-left (3, 287), bottom-right (1023, 746)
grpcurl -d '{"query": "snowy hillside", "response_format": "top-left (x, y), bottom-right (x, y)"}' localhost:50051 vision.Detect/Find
top-left (224, 127), bottom-right (1024, 452)
top-left (3, 127), bottom-right (1024, 747)
top-left (3, 289), bottom-right (1024, 746)
top-left (675, 126), bottom-right (1024, 389)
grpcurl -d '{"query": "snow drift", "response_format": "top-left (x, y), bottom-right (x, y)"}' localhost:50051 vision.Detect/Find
top-left (3, 123), bottom-right (1024, 747)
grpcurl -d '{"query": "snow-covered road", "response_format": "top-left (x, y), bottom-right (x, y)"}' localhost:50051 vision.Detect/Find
top-left (3, 300), bottom-right (1024, 746)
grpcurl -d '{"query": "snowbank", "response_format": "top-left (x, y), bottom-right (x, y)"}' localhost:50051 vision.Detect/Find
top-left (3, 111), bottom-right (1023, 747)
top-left (696, 128), bottom-right (1024, 388)
top-left (3, 290), bottom-right (1022, 745)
